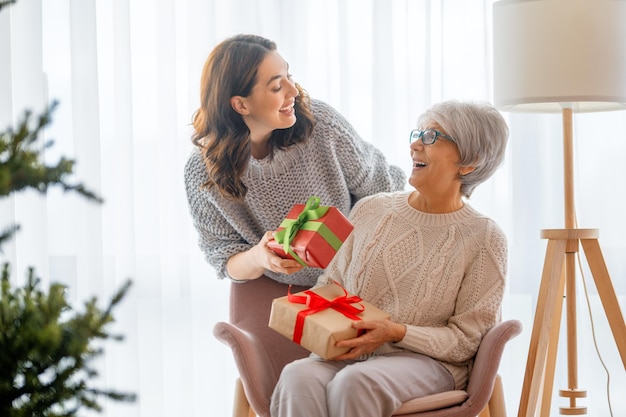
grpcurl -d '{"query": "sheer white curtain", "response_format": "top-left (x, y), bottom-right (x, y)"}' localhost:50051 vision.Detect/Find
top-left (1, 0), bottom-right (624, 416)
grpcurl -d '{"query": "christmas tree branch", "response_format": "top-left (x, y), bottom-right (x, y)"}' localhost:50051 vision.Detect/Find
top-left (0, 100), bottom-right (104, 250)
top-left (0, 0), bottom-right (16, 12)
top-left (0, 264), bottom-right (136, 416)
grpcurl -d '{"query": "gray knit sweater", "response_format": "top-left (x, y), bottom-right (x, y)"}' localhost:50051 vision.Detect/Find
top-left (184, 99), bottom-right (406, 286)
top-left (316, 191), bottom-right (508, 389)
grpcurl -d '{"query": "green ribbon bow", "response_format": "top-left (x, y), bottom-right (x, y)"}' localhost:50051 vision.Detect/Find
top-left (274, 196), bottom-right (344, 267)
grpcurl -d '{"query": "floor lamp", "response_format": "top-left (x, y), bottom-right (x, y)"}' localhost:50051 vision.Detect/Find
top-left (493, 0), bottom-right (626, 416)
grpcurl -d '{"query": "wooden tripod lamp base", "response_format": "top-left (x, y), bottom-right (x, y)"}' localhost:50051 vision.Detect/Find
top-left (517, 227), bottom-right (626, 417)
top-left (493, 1), bottom-right (626, 415)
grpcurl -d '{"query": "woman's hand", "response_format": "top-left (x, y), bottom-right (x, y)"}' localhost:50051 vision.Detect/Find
top-left (258, 231), bottom-right (305, 274)
top-left (226, 231), bottom-right (304, 280)
top-left (331, 319), bottom-right (407, 360)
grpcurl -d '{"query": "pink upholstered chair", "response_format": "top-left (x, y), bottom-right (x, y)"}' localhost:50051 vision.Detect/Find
top-left (213, 276), bottom-right (522, 417)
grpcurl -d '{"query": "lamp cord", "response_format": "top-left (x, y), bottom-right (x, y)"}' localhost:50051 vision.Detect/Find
top-left (574, 219), bottom-right (614, 417)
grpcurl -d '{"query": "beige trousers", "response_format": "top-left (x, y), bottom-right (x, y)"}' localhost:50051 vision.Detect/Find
top-left (270, 351), bottom-right (454, 417)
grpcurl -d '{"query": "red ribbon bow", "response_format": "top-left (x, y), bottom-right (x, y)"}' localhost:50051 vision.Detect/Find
top-left (287, 281), bottom-right (364, 344)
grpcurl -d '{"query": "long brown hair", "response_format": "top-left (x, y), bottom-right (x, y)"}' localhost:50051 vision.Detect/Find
top-left (191, 34), bottom-right (315, 200)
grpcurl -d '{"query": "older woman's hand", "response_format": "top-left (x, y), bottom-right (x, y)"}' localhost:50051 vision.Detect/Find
top-left (331, 319), bottom-right (407, 360)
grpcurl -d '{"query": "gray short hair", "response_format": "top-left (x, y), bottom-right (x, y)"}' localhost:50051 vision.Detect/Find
top-left (417, 100), bottom-right (509, 198)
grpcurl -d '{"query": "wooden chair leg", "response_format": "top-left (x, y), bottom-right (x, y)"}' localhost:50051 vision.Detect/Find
top-left (477, 374), bottom-right (506, 417)
top-left (232, 377), bottom-right (256, 417)
top-left (488, 374), bottom-right (507, 417)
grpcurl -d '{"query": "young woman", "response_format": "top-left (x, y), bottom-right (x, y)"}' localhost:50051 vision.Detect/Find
top-left (270, 100), bottom-right (510, 417)
top-left (184, 34), bottom-right (405, 286)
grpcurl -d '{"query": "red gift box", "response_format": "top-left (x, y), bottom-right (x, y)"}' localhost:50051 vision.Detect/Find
top-left (268, 196), bottom-right (354, 268)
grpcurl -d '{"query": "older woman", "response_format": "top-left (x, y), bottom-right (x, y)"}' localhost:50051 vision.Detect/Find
top-left (270, 100), bottom-right (509, 417)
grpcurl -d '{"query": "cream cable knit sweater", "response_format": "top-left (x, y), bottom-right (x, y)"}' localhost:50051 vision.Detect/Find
top-left (184, 99), bottom-right (405, 286)
top-left (316, 191), bottom-right (508, 389)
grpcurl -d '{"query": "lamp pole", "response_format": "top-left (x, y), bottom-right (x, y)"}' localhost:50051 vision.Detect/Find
top-left (560, 105), bottom-right (586, 414)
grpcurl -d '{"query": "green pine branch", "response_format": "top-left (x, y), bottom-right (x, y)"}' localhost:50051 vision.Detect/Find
top-left (0, 0), bottom-right (16, 12)
top-left (0, 100), bottom-right (103, 250)
top-left (0, 100), bottom-right (104, 200)
top-left (0, 264), bottom-right (136, 417)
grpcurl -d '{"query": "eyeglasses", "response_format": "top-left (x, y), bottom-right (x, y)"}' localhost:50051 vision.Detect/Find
top-left (409, 129), bottom-right (456, 145)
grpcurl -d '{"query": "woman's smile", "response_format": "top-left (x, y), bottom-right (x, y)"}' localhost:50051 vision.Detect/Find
top-left (279, 101), bottom-right (296, 116)
top-left (412, 159), bottom-right (427, 170)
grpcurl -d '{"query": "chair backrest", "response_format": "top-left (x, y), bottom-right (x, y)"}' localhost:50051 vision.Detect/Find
top-left (220, 276), bottom-right (310, 416)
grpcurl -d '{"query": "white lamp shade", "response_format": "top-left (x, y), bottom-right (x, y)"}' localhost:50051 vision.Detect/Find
top-left (493, 0), bottom-right (626, 113)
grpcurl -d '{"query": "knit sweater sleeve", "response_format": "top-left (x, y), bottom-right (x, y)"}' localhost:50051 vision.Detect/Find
top-left (394, 220), bottom-right (508, 364)
top-left (311, 100), bottom-right (406, 198)
top-left (184, 149), bottom-right (252, 280)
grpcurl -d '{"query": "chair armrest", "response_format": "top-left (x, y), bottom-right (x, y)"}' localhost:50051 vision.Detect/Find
top-left (465, 320), bottom-right (523, 406)
top-left (393, 390), bottom-right (469, 415)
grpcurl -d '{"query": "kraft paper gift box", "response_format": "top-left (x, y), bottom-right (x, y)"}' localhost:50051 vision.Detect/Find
top-left (268, 282), bottom-right (390, 360)
top-left (267, 196), bottom-right (354, 269)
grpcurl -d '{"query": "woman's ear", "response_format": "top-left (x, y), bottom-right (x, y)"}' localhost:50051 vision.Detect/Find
top-left (459, 166), bottom-right (476, 176)
top-left (230, 96), bottom-right (249, 115)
